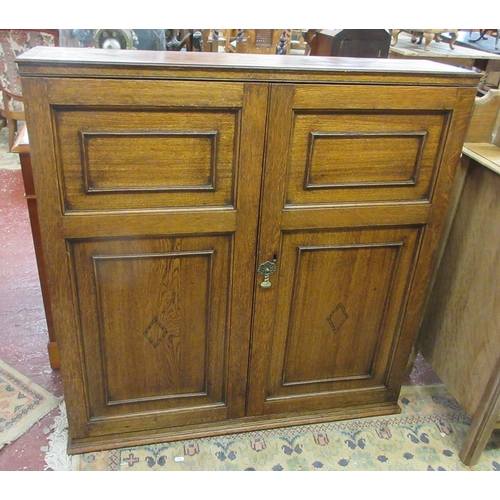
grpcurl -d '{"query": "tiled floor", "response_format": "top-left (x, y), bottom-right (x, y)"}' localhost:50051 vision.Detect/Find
top-left (0, 126), bottom-right (441, 471)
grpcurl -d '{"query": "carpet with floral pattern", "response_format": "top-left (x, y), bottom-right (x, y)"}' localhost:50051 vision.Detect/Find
top-left (43, 384), bottom-right (500, 471)
top-left (0, 359), bottom-right (61, 450)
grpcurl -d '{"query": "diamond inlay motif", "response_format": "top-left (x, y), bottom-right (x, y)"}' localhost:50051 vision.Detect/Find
top-left (143, 316), bottom-right (168, 348)
top-left (327, 303), bottom-right (349, 333)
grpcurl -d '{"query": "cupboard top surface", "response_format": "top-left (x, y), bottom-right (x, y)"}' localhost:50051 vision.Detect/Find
top-left (17, 46), bottom-right (479, 85)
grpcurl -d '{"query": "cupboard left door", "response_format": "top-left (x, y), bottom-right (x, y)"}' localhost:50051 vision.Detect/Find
top-left (21, 77), bottom-right (268, 452)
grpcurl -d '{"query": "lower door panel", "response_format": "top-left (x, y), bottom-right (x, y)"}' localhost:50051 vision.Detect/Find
top-left (70, 234), bottom-right (236, 435)
top-left (247, 226), bottom-right (422, 416)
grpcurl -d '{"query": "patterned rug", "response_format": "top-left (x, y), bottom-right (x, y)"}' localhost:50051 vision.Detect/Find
top-left (44, 384), bottom-right (500, 471)
top-left (0, 358), bottom-right (61, 450)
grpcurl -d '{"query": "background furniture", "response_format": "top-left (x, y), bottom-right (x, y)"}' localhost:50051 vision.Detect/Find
top-left (418, 89), bottom-right (500, 466)
top-left (389, 30), bottom-right (500, 72)
top-left (389, 30), bottom-right (500, 97)
top-left (391, 30), bottom-right (458, 51)
top-left (234, 29), bottom-right (289, 54)
top-left (63, 29), bottom-right (201, 51)
top-left (0, 29), bottom-right (59, 151)
top-left (63, 29), bottom-right (303, 55)
top-left (203, 29), bottom-right (290, 54)
top-left (304, 29), bottom-right (391, 57)
top-left (469, 29), bottom-right (499, 49)
top-left (18, 47), bottom-right (478, 454)
top-left (11, 125), bottom-right (59, 369)
top-left (93, 29), bottom-right (137, 49)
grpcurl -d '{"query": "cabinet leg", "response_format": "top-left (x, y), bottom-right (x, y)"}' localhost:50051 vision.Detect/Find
top-left (47, 341), bottom-right (60, 370)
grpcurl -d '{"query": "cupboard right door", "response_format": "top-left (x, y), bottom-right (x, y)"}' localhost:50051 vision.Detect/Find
top-left (247, 82), bottom-right (470, 417)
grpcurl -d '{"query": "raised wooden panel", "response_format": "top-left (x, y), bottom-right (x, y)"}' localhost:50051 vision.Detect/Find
top-left (305, 131), bottom-right (426, 188)
top-left (81, 131), bottom-right (218, 193)
top-left (248, 226), bottom-right (421, 415)
top-left (287, 110), bottom-right (447, 205)
top-left (281, 242), bottom-right (402, 385)
top-left (70, 235), bottom-right (233, 431)
top-left (54, 108), bottom-right (238, 212)
top-left (93, 251), bottom-right (213, 403)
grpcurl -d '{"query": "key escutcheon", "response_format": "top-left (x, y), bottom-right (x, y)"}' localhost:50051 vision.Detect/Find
top-left (258, 260), bottom-right (277, 289)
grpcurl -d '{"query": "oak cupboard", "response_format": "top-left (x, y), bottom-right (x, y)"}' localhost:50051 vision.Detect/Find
top-left (17, 47), bottom-right (479, 453)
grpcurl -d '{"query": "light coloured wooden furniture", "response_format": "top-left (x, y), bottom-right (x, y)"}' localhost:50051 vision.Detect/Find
top-left (11, 124), bottom-right (59, 369)
top-left (418, 89), bottom-right (500, 466)
top-left (18, 47), bottom-right (478, 454)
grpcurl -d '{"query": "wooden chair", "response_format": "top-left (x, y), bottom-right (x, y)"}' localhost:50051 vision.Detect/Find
top-left (0, 29), bottom-right (59, 151)
top-left (198, 30), bottom-right (232, 53)
top-left (207, 30), bottom-right (243, 53)
top-left (235, 29), bottom-right (290, 54)
top-left (165, 30), bottom-right (204, 51)
top-left (200, 30), bottom-right (295, 55)
top-left (289, 29), bottom-right (308, 55)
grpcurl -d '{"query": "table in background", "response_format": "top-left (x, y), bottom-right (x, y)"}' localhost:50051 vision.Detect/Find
top-left (390, 30), bottom-right (500, 71)
top-left (12, 124), bottom-right (59, 369)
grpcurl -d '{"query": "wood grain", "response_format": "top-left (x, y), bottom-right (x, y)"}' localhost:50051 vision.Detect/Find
top-left (419, 161), bottom-right (500, 420)
top-left (287, 85), bottom-right (452, 205)
top-left (416, 89), bottom-right (500, 465)
top-left (463, 144), bottom-right (500, 175)
top-left (463, 89), bottom-right (500, 144)
top-left (17, 47), bottom-right (479, 86)
top-left (18, 49), bottom-right (479, 453)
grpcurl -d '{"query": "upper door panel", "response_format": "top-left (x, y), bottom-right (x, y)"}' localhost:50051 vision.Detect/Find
top-left (284, 84), bottom-right (455, 206)
top-left (46, 79), bottom-right (244, 213)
